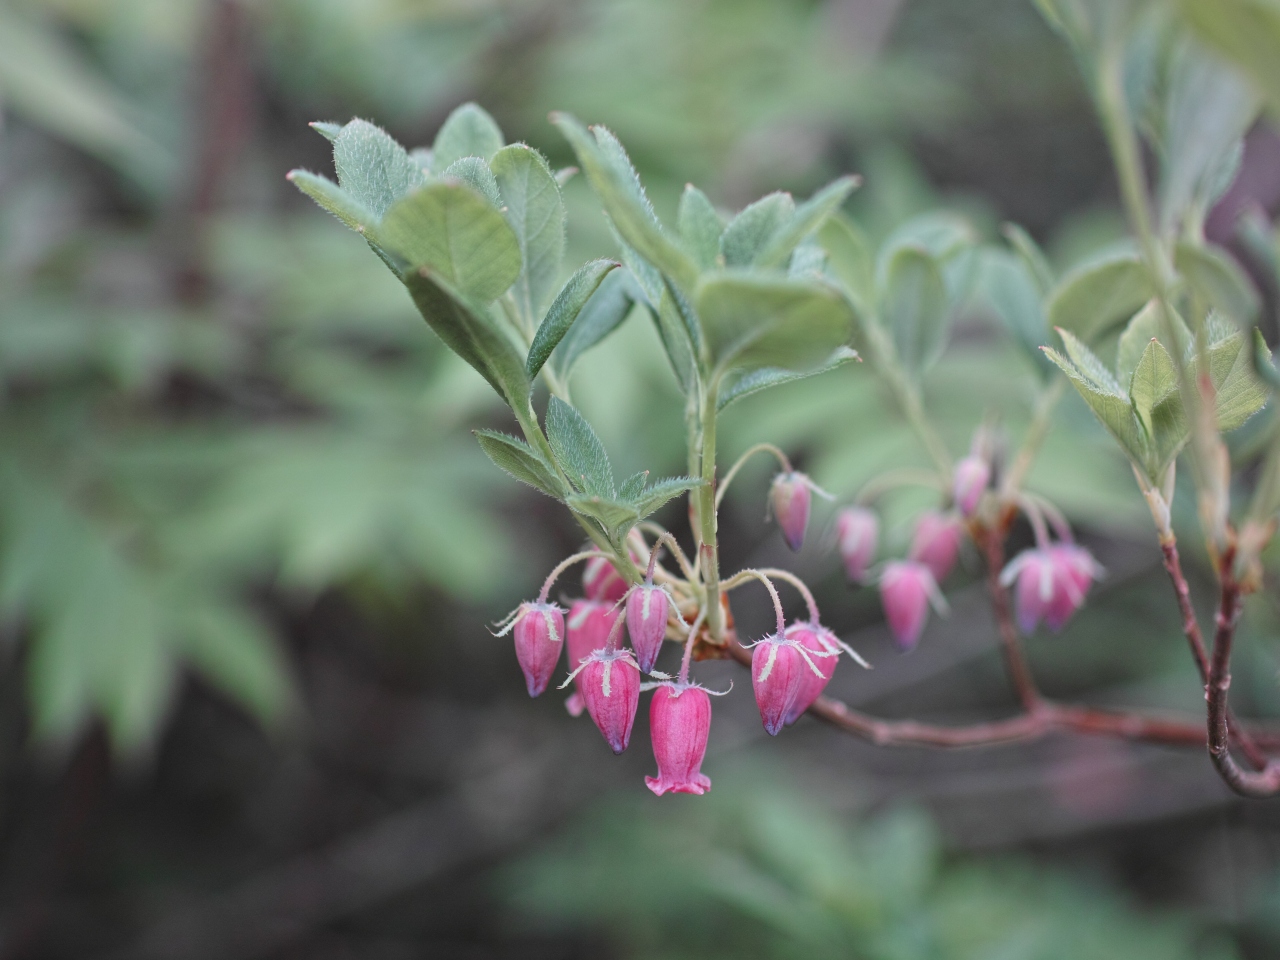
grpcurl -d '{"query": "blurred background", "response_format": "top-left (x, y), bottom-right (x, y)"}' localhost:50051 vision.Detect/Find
top-left (1, 0), bottom-right (1280, 956)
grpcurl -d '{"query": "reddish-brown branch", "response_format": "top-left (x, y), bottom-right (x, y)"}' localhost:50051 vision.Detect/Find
top-left (1206, 569), bottom-right (1280, 797)
top-left (980, 529), bottom-right (1041, 711)
top-left (1160, 538), bottom-right (1270, 770)
top-left (724, 639), bottom-right (1280, 752)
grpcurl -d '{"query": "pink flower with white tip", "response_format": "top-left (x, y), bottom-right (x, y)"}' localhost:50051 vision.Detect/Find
top-left (953, 455), bottom-right (990, 517)
top-left (1001, 542), bottom-right (1102, 634)
top-left (582, 556), bottom-right (628, 603)
top-left (749, 631), bottom-right (830, 735)
top-left (565, 599), bottom-right (620, 716)
top-left (499, 602), bottom-right (564, 697)
top-left (909, 510), bottom-right (964, 582)
top-left (879, 560), bottom-right (948, 650)
top-left (836, 507), bottom-right (878, 583)
top-left (645, 681), bottom-right (713, 796)
top-left (626, 582), bottom-right (670, 673)
top-left (782, 622), bottom-right (869, 726)
top-left (573, 648), bottom-right (641, 754)
top-left (769, 471), bottom-right (831, 552)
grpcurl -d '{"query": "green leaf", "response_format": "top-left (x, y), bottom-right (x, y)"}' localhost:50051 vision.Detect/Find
top-left (880, 246), bottom-right (949, 375)
top-left (677, 184), bottom-right (724, 270)
top-left (1002, 222), bottom-right (1056, 293)
top-left (619, 471), bottom-right (650, 501)
top-left (551, 113), bottom-right (699, 292)
top-left (1057, 327), bottom-right (1125, 393)
top-left (756, 176), bottom-right (860, 269)
top-left (1045, 248), bottom-right (1155, 342)
top-left (1043, 343), bottom-right (1149, 471)
top-left (717, 347), bottom-right (859, 411)
top-left (183, 602), bottom-right (295, 727)
top-left (403, 271), bottom-right (529, 409)
top-left (1116, 300), bottom-right (1190, 385)
top-left (695, 272), bottom-right (855, 377)
top-left (549, 269), bottom-right (640, 379)
top-left (634, 477), bottom-right (703, 518)
top-left (287, 170), bottom-right (378, 236)
top-left (332, 119), bottom-right (425, 220)
top-left (1182, 0), bottom-right (1280, 120)
top-left (652, 285), bottom-right (700, 394)
top-left (526, 260), bottom-right (620, 378)
top-left (876, 212), bottom-right (976, 287)
top-left (474, 429), bottom-right (565, 497)
top-left (546, 396), bottom-right (615, 498)
top-left (788, 242), bottom-right (827, 278)
top-left (564, 495), bottom-right (639, 543)
top-left (1129, 337), bottom-right (1181, 436)
top-left (381, 182), bottom-right (521, 302)
top-left (817, 213), bottom-right (876, 328)
top-left (1212, 330), bottom-right (1270, 431)
top-left (310, 121), bottom-right (342, 142)
top-left (1174, 241), bottom-right (1260, 324)
top-left (492, 144), bottom-right (566, 324)
top-left (431, 102), bottom-right (504, 170)
top-left (980, 249), bottom-right (1052, 376)
top-left (442, 156), bottom-right (501, 207)
top-left (1159, 40), bottom-right (1258, 231)
top-left (721, 192), bottom-right (795, 267)
top-left (1254, 327), bottom-right (1280, 391)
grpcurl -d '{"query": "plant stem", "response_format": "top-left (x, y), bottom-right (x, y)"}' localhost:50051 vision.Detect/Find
top-left (982, 530), bottom-right (1042, 711)
top-left (697, 380), bottom-right (724, 641)
top-left (538, 550), bottom-right (607, 604)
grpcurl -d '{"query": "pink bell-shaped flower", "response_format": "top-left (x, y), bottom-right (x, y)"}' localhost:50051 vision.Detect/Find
top-left (1048, 543), bottom-right (1101, 628)
top-left (751, 632), bottom-right (814, 735)
top-left (577, 648), bottom-right (641, 754)
top-left (582, 556), bottom-right (628, 603)
top-left (770, 471), bottom-right (813, 552)
top-left (952, 455), bottom-right (990, 517)
top-left (510, 602), bottom-right (564, 697)
top-left (626, 583), bottom-right (669, 673)
top-left (879, 560), bottom-right (947, 650)
top-left (1002, 544), bottom-right (1102, 634)
top-left (836, 507), bottom-right (878, 583)
top-left (782, 622), bottom-right (836, 725)
top-left (909, 510), bottom-right (963, 582)
top-left (645, 682), bottom-right (712, 796)
top-left (566, 600), bottom-right (621, 716)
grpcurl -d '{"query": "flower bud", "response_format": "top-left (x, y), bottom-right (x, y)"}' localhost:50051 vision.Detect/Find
top-left (836, 507), bottom-right (878, 583)
top-left (567, 600), bottom-right (621, 696)
top-left (909, 510), bottom-right (963, 582)
top-left (626, 584), bottom-right (669, 673)
top-left (578, 649), bottom-right (641, 754)
top-left (770, 472), bottom-right (812, 552)
top-left (512, 602), bottom-right (565, 697)
top-left (879, 560), bottom-right (945, 650)
top-left (782, 622), bottom-right (837, 725)
top-left (1003, 548), bottom-right (1055, 634)
top-left (583, 556), bottom-right (628, 603)
top-left (952, 455), bottom-right (990, 517)
top-left (645, 683), bottom-right (712, 796)
top-left (751, 633), bottom-right (808, 735)
top-left (1001, 544), bottom-right (1102, 634)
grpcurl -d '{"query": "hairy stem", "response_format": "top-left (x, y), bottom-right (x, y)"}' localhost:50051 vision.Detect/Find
top-left (696, 380), bottom-right (724, 641)
top-left (715, 443), bottom-right (792, 510)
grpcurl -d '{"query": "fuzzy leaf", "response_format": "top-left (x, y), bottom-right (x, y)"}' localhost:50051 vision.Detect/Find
top-left (756, 176), bottom-right (860, 269)
top-left (442, 156), bottom-right (501, 207)
top-left (979, 249), bottom-right (1052, 376)
top-left (546, 397), bottom-right (614, 498)
top-left (492, 144), bottom-right (566, 324)
top-left (564, 494), bottom-right (640, 543)
top-left (721, 192), bottom-right (795, 267)
top-left (332, 119), bottom-right (424, 220)
top-left (1044, 344), bottom-right (1149, 470)
top-left (1116, 301), bottom-right (1190, 385)
top-left (287, 170), bottom-right (378, 236)
top-left (527, 260), bottom-right (620, 378)
top-left (549, 269), bottom-right (640, 379)
top-left (678, 184), bottom-right (723, 270)
top-left (695, 272), bottom-right (854, 377)
top-left (618, 471), bottom-right (650, 501)
top-left (431, 102), bottom-right (504, 170)
top-left (310, 121), bottom-right (342, 142)
top-left (717, 346), bottom-right (859, 411)
top-left (381, 182), bottom-right (521, 303)
top-left (652, 284), bottom-right (700, 394)
top-left (474, 430), bottom-right (564, 497)
top-left (1002, 222), bottom-right (1056, 293)
top-left (1046, 249), bottom-right (1155, 342)
top-left (1129, 338), bottom-right (1180, 436)
top-left (1174, 241), bottom-right (1260, 324)
top-left (633, 477), bottom-right (703, 518)
top-left (552, 113), bottom-right (698, 292)
top-left (1182, 0), bottom-right (1280, 121)
top-left (881, 246), bottom-right (949, 375)
top-left (1212, 331), bottom-right (1270, 431)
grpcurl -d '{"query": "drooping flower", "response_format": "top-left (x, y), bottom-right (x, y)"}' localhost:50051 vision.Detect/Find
top-left (909, 510), bottom-right (964, 582)
top-left (626, 584), bottom-right (669, 673)
top-left (751, 632), bottom-right (814, 735)
top-left (510, 602), bottom-right (564, 697)
top-left (953, 455), bottom-right (990, 517)
top-left (879, 560), bottom-right (947, 650)
top-left (583, 556), bottom-right (628, 603)
top-left (645, 682), bottom-right (713, 796)
top-left (565, 600), bottom-right (621, 715)
top-left (770, 471), bottom-right (813, 552)
top-left (1002, 543), bottom-right (1102, 634)
top-left (783, 622), bottom-right (836, 725)
top-left (836, 507), bottom-right (879, 583)
top-left (578, 648), bottom-right (641, 754)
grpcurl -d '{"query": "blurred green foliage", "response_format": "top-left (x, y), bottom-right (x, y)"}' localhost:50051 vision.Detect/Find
top-left (506, 767), bottom-right (1240, 960)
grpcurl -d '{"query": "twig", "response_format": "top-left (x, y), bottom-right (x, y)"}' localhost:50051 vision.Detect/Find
top-left (980, 528), bottom-right (1042, 711)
